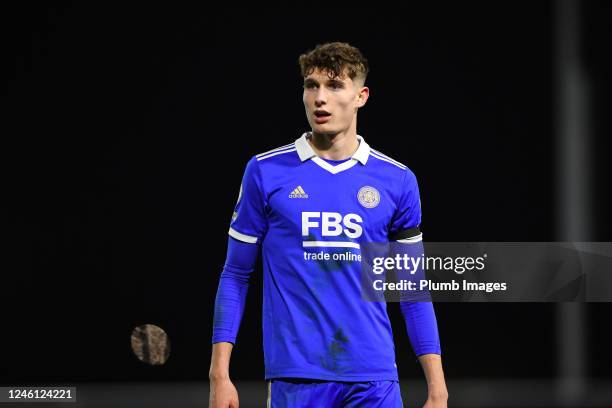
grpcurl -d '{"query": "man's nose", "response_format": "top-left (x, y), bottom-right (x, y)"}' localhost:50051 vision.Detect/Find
top-left (314, 87), bottom-right (327, 105)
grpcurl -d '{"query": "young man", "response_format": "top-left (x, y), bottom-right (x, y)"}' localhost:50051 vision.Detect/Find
top-left (209, 42), bottom-right (448, 408)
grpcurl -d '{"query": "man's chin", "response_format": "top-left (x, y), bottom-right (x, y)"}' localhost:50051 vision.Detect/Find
top-left (310, 124), bottom-right (337, 136)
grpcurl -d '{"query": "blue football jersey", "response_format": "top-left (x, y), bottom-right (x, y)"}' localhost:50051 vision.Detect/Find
top-left (229, 132), bottom-right (423, 381)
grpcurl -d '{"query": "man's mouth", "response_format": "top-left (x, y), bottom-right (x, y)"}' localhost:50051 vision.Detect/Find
top-left (314, 110), bottom-right (331, 124)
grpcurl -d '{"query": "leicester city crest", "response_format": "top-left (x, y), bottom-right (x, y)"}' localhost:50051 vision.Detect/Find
top-left (358, 186), bottom-right (380, 208)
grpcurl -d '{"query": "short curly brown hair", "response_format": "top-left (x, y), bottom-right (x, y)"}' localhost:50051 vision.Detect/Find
top-left (298, 42), bottom-right (369, 84)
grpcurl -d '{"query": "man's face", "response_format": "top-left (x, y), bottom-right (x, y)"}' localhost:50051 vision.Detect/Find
top-left (302, 67), bottom-right (368, 135)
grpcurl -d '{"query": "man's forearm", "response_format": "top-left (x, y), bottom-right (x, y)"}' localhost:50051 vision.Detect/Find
top-left (209, 342), bottom-right (234, 380)
top-left (418, 354), bottom-right (448, 397)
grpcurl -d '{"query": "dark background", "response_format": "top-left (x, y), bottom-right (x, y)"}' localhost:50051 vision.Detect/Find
top-left (2, 0), bottom-right (611, 392)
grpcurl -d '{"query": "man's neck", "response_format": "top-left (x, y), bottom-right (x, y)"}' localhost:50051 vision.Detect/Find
top-left (308, 130), bottom-right (359, 161)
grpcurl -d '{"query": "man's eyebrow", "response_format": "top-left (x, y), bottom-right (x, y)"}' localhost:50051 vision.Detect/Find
top-left (303, 77), bottom-right (344, 85)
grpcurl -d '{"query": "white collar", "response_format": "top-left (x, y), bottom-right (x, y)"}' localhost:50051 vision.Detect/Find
top-left (294, 132), bottom-right (370, 165)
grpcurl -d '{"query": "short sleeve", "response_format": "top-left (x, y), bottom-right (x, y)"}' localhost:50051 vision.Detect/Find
top-left (388, 168), bottom-right (422, 242)
top-left (228, 157), bottom-right (268, 244)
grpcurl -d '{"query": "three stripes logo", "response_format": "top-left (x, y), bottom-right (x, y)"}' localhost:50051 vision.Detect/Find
top-left (289, 185), bottom-right (309, 198)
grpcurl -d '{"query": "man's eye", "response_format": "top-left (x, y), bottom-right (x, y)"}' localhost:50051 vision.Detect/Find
top-left (304, 83), bottom-right (317, 89)
top-left (329, 83), bottom-right (342, 89)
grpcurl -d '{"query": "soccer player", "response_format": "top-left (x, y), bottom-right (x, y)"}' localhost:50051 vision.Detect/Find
top-left (209, 42), bottom-right (448, 408)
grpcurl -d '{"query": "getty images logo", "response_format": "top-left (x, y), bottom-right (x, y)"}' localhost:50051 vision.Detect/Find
top-left (289, 186), bottom-right (309, 199)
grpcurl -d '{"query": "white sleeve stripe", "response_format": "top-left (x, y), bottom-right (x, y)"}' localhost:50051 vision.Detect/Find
top-left (396, 233), bottom-right (423, 243)
top-left (370, 149), bottom-right (407, 169)
top-left (256, 142), bottom-right (295, 158)
top-left (369, 153), bottom-right (407, 169)
top-left (257, 148), bottom-right (297, 161)
top-left (228, 227), bottom-right (258, 244)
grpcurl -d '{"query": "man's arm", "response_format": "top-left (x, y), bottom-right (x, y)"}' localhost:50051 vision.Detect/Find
top-left (418, 354), bottom-right (448, 407)
top-left (211, 238), bottom-right (259, 344)
top-left (395, 240), bottom-right (448, 407)
top-left (399, 293), bottom-right (448, 408)
top-left (209, 238), bottom-right (259, 408)
top-left (210, 342), bottom-right (233, 381)
top-left (209, 342), bottom-right (238, 408)
top-left (389, 168), bottom-right (448, 406)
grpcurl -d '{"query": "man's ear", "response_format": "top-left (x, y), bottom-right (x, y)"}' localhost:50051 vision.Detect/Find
top-left (357, 86), bottom-right (370, 108)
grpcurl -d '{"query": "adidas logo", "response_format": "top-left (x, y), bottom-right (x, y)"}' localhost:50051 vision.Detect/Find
top-left (289, 185), bottom-right (309, 198)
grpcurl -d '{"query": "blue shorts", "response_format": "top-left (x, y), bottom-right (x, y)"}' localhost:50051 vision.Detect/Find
top-left (267, 378), bottom-right (403, 408)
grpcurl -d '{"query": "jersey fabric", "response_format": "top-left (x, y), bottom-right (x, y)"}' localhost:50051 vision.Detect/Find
top-left (219, 132), bottom-right (440, 382)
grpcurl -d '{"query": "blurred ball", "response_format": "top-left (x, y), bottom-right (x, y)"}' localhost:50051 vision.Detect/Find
top-left (130, 324), bottom-right (170, 365)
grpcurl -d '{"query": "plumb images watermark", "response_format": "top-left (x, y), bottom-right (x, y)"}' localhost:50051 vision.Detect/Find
top-left (371, 278), bottom-right (507, 293)
top-left (361, 242), bottom-right (612, 302)
top-left (369, 252), bottom-right (507, 294)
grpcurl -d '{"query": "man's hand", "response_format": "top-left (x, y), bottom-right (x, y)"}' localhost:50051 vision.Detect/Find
top-left (422, 386), bottom-right (448, 408)
top-left (209, 376), bottom-right (239, 408)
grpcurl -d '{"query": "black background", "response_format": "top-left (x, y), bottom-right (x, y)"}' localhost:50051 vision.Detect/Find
top-left (2, 2), bottom-right (611, 385)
